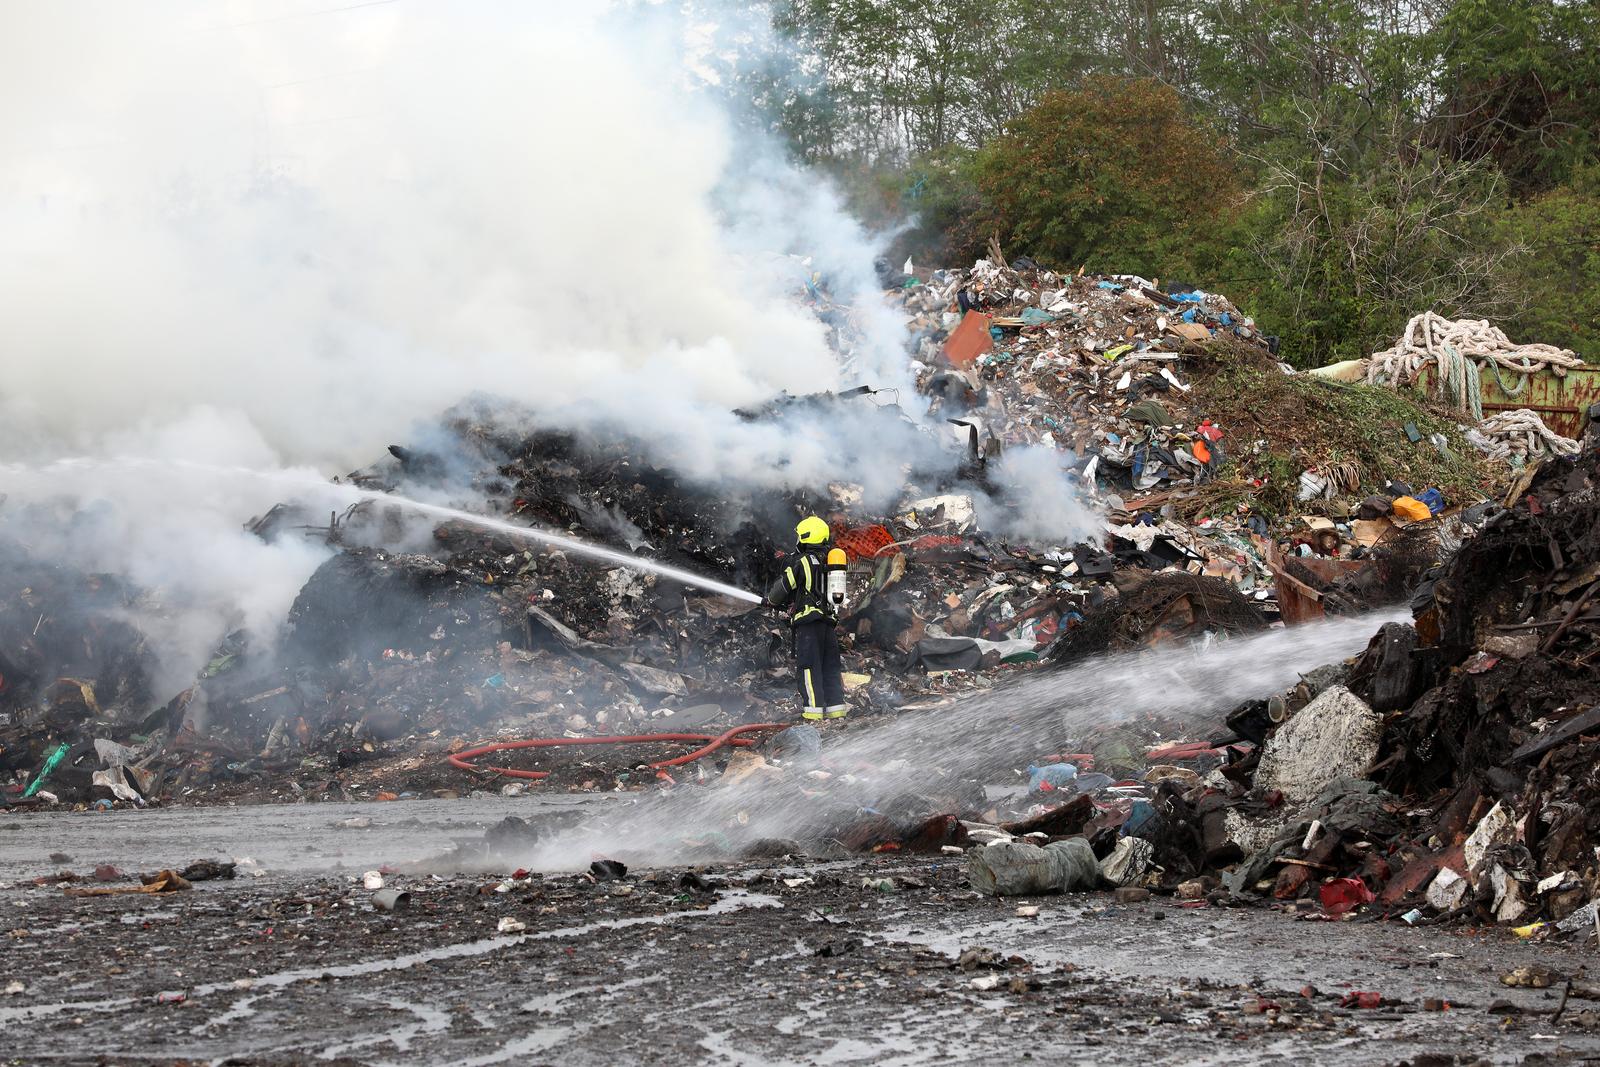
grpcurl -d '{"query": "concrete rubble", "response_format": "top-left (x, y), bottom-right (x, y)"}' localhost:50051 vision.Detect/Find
top-left (1253, 686), bottom-right (1381, 806)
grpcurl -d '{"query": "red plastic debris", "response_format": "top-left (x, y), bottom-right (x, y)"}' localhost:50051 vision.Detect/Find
top-left (1041, 752), bottom-right (1095, 768)
top-left (906, 534), bottom-right (966, 552)
top-left (1339, 991), bottom-right (1384, 1009)
top-left (831, 524), bottom-right (897, 562)
top-left (944, 310), bottom-right (994, 368)
top-left (1320, 878), bottom-right (1376, 916)
top-left (1145, 741), bottom-right (1222, 761)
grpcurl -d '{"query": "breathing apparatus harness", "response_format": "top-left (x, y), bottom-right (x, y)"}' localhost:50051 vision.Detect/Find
top-left (768, 516), bottom-right (849, 622)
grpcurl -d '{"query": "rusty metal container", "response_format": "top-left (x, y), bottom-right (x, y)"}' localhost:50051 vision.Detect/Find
top-left (1266, 541), bottom-right (1374, 626)
top-left (1417, 363), bottom-right (1600, 438)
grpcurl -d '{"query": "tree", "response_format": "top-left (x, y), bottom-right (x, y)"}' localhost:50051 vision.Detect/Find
top-left (1243, 148), bottom-right (1523, 365)
top-left (1498, 165), bottom-right (1600, 360)
top-left (1431, 0), bottom-right (1600, 193)
top-left (969, 78), bottom-right (1244, 281)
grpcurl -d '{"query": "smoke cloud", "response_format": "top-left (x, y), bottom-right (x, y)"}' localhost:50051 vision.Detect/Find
top-left (1, 0), bottom-right (874, 463)
top-left (0, 0), bottom-right (1098, 693)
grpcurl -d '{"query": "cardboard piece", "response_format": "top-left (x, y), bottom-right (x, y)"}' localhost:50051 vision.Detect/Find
top-left (944, 311), bottom-right (994, 368)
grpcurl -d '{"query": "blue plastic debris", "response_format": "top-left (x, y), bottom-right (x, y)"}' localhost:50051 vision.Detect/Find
top-left (1027, 763), bottom-right (1079, 791)
top-left (1122, 798), bottom-right (1157, 837)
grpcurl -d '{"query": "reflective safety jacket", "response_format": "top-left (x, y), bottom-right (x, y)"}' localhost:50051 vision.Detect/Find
top-left (765, 548), bottom-right (836, 627)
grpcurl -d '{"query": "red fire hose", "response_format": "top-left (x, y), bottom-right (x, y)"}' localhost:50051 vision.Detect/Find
top-left (445, 723), bottom-right (790, 782)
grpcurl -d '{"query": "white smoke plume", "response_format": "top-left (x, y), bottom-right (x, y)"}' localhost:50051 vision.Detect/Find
top-left (1, 0), bottom-right (864, 463)
top-left (0, 0), bottom-right (1099, 693)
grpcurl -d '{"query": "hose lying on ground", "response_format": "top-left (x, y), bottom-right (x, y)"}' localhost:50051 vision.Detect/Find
top-left (445, 723), bottom-right (791, 782)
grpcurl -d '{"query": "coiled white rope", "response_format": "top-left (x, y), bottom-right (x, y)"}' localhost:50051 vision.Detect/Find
top-left (1366, 313), bottom-right (1583, 402)
top-left (1465, 409), bottom-right (1581, 464)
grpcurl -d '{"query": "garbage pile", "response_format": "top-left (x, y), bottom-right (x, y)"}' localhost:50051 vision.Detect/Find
top-left (874, 437), bottom-right (1600, 936)
top-left (0, 537), bottom-right (168, 805)
top-left (0, 257), bottom-right (1522, 817)
top-left (1356, 436), bottom-right (1600, 930)
top-left (1201, 437), bottom-right (1600, 933)
top-left (1, 417), bottom-right (807, 806)
top-left (894, 257), bottom-right (1491, 612)
top-left (900, 257), bottom-right (1266, 490)
top-left (0, 396), bottom-right (1295, 807)
top-left (536, 438), bottom-right (1598, 939)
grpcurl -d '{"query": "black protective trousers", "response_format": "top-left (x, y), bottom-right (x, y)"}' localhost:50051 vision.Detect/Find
top-left (792, 620), bottom-right (845, 712)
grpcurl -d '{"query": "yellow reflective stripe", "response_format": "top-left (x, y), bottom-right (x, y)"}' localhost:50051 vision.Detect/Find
top-left (800, 556), bottom-right (812, 591)
top-left (803, 669), bottom-right (817, 707)
top-left (785, 566), bottom-right (796, 589)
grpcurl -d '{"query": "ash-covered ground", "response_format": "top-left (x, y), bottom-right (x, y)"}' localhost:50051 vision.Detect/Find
top-left (5, 800), bottom-right (1600, 1067)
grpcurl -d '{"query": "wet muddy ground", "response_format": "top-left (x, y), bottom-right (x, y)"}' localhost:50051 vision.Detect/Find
top-left (4, 801), bottom-right (1600, 1066)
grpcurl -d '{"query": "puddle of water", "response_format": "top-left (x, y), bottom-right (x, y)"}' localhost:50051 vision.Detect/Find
top-left (748, 938), bottom-right (810, 968)
top-left (319, 998), bottom-right (451, 1059)
top-left (17, 919), bottom-right (103, 936)
top-left (0, 889), bottom-right (781, 1027)
top-left (699, 1016), bottom-right (930, 1067)
top-left (876, 914), bottom-right (1066, 962)
top-left (187, 988), bottom-right (290, 1037)
top-left (446, 1025), bottom-right (581, 1067)
top-left (698, 1029), bottom-right (771, 1066)
top-left (813, 1035), bottom-right (921, 1065)
top-left (518, 973), bottom-right (664, 1015)
top-left (120, 910), bottom-right (179, 925)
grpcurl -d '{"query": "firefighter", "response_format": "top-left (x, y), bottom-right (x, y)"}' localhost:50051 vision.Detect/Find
top-left (764, 515), bottom-right (849, 722)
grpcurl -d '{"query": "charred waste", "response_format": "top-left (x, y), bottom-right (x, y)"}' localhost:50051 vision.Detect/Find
top-left (5, 255), bottom-right (1600, 944)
